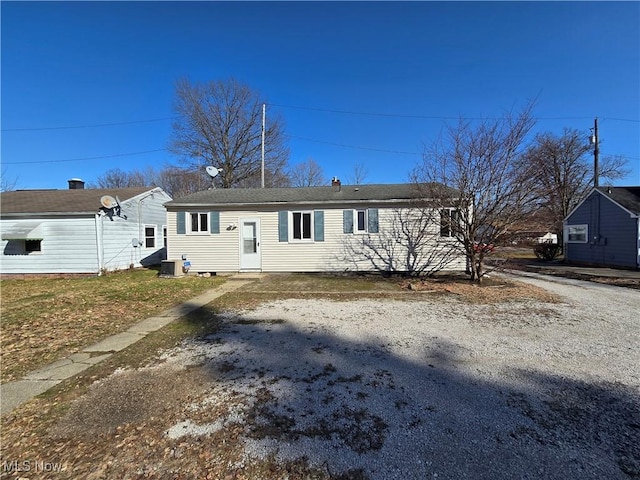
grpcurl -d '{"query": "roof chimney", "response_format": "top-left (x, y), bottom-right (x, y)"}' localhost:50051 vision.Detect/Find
top-left (68, 178), bottom-right (85, 190)
top-left (331, 176), bottom-right (341, 192)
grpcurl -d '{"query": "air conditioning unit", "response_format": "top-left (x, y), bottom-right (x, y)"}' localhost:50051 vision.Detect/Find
top-left (160, 260), bottom-right (185, 277)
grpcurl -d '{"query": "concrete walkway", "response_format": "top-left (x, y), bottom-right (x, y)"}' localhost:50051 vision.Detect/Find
top-left (0, 275), bottom-right (259, 417)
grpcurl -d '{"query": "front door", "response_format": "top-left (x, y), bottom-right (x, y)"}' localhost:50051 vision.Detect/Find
top-left (240, 218), bottom-right (261, 270)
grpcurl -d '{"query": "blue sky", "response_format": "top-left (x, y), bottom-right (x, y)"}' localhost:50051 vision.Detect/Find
top-left (2, 1), bottom-right (639, 191)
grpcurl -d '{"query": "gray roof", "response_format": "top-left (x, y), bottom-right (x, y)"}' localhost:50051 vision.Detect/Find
top-left (0, 187), bottom-right (156, 215)
top-left (165, 183), bottom-right (456, 208)
top-left (596, 186), bottom-right (640, 215)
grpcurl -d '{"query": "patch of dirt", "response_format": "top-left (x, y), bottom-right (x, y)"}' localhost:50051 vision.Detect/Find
top-left (50, 364), bottom-right (210, 439)
top-left (402, 276), bottom-right (560, 304)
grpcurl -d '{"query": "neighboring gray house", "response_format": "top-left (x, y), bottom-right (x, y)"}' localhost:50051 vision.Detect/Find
top-left (563, 186), bottom-right (640, 269)
top-left (164, 180), bottom-right (466, 274)
top-left (0, 180), bottom-right (172, 274)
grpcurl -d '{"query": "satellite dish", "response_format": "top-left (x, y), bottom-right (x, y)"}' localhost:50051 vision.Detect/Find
top-left (206, 166), bottom-right (220, 178)
top-left (100, 195), bottom-right (117, 209)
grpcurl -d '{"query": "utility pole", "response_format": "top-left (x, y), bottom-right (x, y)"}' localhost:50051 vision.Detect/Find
top-left (591, 117), bottom-right (599, 187)
top-left (261, 103), bottom-right (266, 188)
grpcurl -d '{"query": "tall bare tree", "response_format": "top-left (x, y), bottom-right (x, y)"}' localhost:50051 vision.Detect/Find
top-left (347, 161), bottom-right (369, 185)
top-left (289, 158), bottom-right (326, 187)
top-left (169, 78), bottom-right (290, 188)
top-left (413, 103), bottom-right (539, 283)
top-left (520, 128), bottom-right (628, 238)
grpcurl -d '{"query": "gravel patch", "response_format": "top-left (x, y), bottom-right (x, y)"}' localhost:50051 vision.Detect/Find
top-left (159, 276), bottom-right (639, 479)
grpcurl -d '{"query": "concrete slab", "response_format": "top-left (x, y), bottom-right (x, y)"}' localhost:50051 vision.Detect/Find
top-left (127, 316), bottom-right (175, 334)
top-left (70, 352), bottom-right (113, 365)
top-left (83, 332), bottom-right (144, 353)
top-left (24, 360), bottom-right (92, 381)
top-left (0, 380), bottom-right (60, 416)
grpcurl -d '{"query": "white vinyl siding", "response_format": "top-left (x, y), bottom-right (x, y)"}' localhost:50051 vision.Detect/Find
top-left (0, 189), bottom-right (172, 274)
top-left (166, 206), bottom-right (466, 273)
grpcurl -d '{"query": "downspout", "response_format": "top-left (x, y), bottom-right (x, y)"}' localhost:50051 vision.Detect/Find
top-left (95, 213), bottom-right (104, 275)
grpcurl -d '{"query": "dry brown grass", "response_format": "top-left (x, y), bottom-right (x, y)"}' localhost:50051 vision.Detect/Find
top-left (0, 268), bottom-right (225, 383)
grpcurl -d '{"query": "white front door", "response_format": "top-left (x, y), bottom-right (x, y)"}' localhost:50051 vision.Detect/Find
top-left (240, 218), bottom-right (261, 270)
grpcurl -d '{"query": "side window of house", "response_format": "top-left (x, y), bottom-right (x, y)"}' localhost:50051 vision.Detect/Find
top-left (440, 209), bottom-right (460, 237)
top-left (145, 225), bottom-right (156, 248)
top-left (566, 225), bottom-right (588, 243)
top-left (25, 240), bottom-right (42, 253)
top-left (162, 226), bottom-right (167, 247)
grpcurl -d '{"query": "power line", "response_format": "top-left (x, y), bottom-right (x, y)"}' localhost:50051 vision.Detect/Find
top-left (2, 107), bottom-right (638, 133)
top-left (270, 103), bottom-right (640, 123)
top-left (286, 134), bottom-right (420, 156)
top-left (2, 149), bottom-right (167, 165)
top-left (1, 116), bottom-right (180, 132)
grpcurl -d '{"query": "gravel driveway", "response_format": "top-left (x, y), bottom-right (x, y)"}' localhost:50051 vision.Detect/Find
top-left (161, 273), bottom-right (639, 479)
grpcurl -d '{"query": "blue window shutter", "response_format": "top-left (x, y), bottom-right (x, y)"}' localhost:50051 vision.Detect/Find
top-left (278, 211), bottom-right (288, 242)
top-left (209, 211), bottom-right (220, 234)
top-left (368, 208), bottom-right (379, 233)
top-left (177, 212), bottom-right (186, 234)
top-left (314, 210), bottom-right (324, 242)
top-left (343, 210), bottom-right (354, 234)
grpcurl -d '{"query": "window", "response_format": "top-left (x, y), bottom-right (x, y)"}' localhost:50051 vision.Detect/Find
top-left (25, 240), bottom-right (42, 253)
top-left (440, 209), bottom-right (461, 237)
top-left (278, 210), bottom-right (324, 242)
top-left (566, 224), bottom-right (588, 243)
top-left (356, 209), bottom-right (367, 232)
top-left (292, 211), bottom-right (312, 240)
top-left (162, 226), bottom-right (167, 247)
top-left (190, 212), bottom-right (209, 234)
top-left (144, 226), bottom-right (156, 248)
top-left (343, 208), bottom-right (379, 234)
top-left (176, 211), bottom-right (219, 235)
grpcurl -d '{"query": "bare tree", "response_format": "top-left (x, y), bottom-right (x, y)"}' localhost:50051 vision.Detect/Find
top-left (1, 167), bottom-right (18, 192)
top-left (347, 161), bottom-right (369, 185)
top-left (169, 78), bottom-right (290, 188)
top-left (155, 166), bottom-right (213, 198)
top-left (413, 103), bottom-right (539, 283)
top-left (89, 167), bottom-right (153, 189)
top-left (289, 158), bottom-right (326, 187)
top-left (342, 207), bottom-right (463, 276)
top-left (521, 128), bottom-right (628, 238)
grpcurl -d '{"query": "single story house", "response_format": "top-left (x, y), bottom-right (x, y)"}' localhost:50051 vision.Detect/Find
top-left (563, 186), bottom-right (640, 269)
top-left (0, 180), bottom-right (172, 274)
top-left (164, 180), bottom-right (466, 274)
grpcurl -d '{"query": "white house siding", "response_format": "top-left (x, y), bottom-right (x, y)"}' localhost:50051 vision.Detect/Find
top-left (0, 189), bottom-right (171, 275)
top-left (0, 218), bottom-right (99, 274)
top-left (167, 206), bottom-right (466, 274)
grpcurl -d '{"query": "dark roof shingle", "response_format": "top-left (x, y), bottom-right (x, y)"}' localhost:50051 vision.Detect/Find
top-left (596, 186), bottom-right (640, 215)
top-left (166, 183), bottom-right (454, 208)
